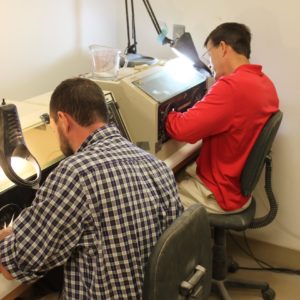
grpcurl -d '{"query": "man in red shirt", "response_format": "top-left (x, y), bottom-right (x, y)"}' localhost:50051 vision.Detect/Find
top-left (166, 22), bottom-right (279, 213)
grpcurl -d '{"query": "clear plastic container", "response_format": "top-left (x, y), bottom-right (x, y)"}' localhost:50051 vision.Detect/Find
top-left (89, 45), bottom-right (127, 80)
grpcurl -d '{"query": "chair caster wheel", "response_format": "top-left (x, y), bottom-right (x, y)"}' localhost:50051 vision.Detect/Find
top-left (262, 287), bottom-right (276, 300)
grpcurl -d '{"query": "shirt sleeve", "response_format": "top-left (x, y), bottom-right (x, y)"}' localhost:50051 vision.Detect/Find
top-left (157, 165), bottom-right (184, 231)
top-left (165, 78), bottom-right (236, 143)
top-left (0, 162), bottom-right (90, 283)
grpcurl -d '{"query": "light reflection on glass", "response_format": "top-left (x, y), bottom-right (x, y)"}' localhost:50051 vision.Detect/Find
top-left (0, 157), bottom-right (36, 182)
top-left (165, 56), bottom-right (198, 83)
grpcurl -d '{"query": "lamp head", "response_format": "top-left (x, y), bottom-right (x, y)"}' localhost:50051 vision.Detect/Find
top-left (172, 32), bottom-right (212, 76)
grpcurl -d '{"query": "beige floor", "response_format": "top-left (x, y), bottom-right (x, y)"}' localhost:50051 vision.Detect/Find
top-left (209, 242), bottom-right (300, 299)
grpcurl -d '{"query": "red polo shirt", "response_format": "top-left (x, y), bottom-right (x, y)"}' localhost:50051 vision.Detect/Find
top-left (166, 64), bottom-right (279, 211)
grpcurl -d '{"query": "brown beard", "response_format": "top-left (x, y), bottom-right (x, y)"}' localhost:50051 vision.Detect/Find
top-left (57, 126), bottom-right (74, 157)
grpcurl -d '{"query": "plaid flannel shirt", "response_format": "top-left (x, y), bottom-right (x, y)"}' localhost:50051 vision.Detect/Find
top-left (0, 125), bottom-right (183, 299)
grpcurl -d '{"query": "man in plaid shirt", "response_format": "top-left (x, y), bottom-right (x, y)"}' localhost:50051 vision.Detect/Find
top-left (0, 78), bottom-right (183, 299)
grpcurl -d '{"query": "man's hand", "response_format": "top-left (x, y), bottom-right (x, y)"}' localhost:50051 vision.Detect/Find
top-left (0, 263), bottom-right (14, 280)
top-left (0, 227), bottom-right (12, 240)
top-left (0, 227), bottom-right (15, 280)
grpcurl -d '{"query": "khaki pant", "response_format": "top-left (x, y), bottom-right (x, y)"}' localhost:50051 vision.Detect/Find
top-left (177, 162), bottom-right (251, 214)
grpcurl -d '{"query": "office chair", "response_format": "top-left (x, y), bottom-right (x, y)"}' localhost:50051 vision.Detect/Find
top-left (208, 110), bottom-right (283, 300)
top-left (143, 204), bottom-right (212, 300)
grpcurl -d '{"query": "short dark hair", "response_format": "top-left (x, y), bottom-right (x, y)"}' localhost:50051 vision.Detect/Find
top-left (204, 22), bottom-right (251, 59)
top-left (50, 77), bottom-right (108, 126)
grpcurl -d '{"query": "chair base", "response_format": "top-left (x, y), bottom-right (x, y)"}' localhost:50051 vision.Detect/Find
top-left (212, 278), bottom-right (276, 300)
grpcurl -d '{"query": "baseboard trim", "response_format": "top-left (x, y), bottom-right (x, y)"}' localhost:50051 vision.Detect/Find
top-left (227, 234), bottom-right (300, 270)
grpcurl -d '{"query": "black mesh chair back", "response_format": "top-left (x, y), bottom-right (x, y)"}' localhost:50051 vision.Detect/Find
top-left (241, 110), bottom-right (283, 197)
top-left (143, 204), bottom-right (212, 300)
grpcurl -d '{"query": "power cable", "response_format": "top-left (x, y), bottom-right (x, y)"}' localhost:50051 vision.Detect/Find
top-left (228, 231), bottom-right (300, 276)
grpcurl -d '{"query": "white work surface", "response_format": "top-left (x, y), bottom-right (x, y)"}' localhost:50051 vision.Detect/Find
top-left (0, 277), bottom-right (26, 299)
top-left (163, 141), bottom-right (201, 170)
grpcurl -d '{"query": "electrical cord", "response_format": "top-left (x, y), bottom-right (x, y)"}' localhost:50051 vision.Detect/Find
top-left (242, 232), bottom-right (273, 269)
top-left (228, 231), bottom-right (300, 276)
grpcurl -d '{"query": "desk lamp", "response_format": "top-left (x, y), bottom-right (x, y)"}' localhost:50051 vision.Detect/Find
top-left (126, 0), bottom-right (212, 75)
top-left (125, 0), bottom-right (158, 66)
top-left (0, 101), bottom-right (41, 189)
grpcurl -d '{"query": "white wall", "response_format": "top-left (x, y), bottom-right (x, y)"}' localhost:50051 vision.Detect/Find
top-left (126, 0), bottom-right (300, 251)
top-left (0, 0), bottom-right (119, 100)
top-left (1, 0), bottom-right (299, 251)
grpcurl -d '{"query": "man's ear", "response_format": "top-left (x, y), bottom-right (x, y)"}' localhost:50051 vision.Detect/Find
top-left (57, 111), bottom-right (71, 133)
top-left (219, 41), bottom-right (228, 57)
